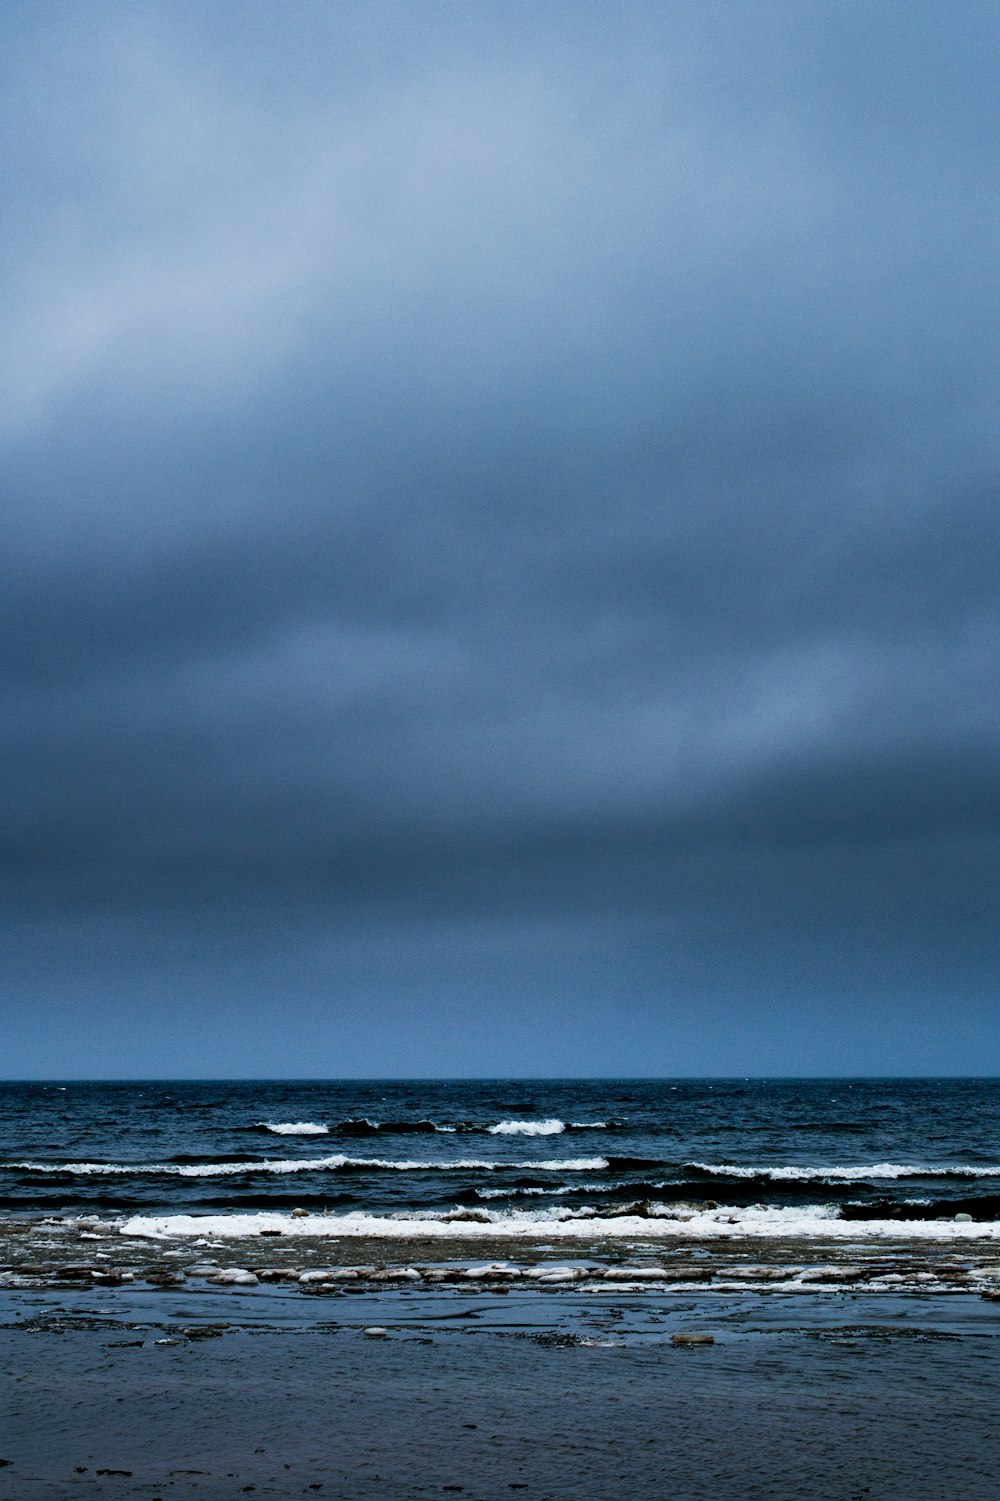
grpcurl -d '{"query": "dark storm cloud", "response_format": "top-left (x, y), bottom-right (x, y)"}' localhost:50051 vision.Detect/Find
top-left (1, 0), bottom-right (998, 1072)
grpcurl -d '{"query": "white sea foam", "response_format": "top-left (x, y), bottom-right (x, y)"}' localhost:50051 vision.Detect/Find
top-left (476, 1185), bottom-right (577, 1198)
top-left (534, 1158), bottom-right (606, 1171)
top-left (117, 1203), bottom-right (1000, 1242)
top-left (489, 1119), bottom-right (566, 1136)
top-left (260, 1122), bottom-right (330, 1136)
top-left (6, 1155), bottom-right (608, 1177)
top-left (6, 1157), bottom-right (351, 1177)
top-left (689, 1162), bottom-right (1000, 1181)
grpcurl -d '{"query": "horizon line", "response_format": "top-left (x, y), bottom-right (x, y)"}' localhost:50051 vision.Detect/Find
top-left (3, 1074), bottom-right (999, 1085)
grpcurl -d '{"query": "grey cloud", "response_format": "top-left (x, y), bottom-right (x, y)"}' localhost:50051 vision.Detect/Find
top-left (1, 0), bottom-right (998, 1073)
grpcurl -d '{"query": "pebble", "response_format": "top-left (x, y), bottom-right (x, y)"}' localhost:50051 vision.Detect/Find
top-left (210, 1269), bottom-right (259, 1286)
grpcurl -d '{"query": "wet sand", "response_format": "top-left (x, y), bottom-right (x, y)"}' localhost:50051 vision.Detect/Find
top-left (3, 1281), bottom-right (1000, 1499)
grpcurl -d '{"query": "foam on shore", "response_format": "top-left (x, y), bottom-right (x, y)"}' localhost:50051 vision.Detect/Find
top-left (115, 1204), bottom-right (1000, 1241)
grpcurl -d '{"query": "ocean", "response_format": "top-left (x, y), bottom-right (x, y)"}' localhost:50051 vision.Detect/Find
top-left (3, 1076), bottom-right (1000, 1241)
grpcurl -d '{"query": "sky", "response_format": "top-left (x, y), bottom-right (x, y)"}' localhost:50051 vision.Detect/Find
top-left (1, 0), bottom-right (998, 1078)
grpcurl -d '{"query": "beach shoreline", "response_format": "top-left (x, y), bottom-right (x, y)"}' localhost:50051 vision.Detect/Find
top-left (5, 1213), bottom-right (1000, 1299)
top-left (3, 1279), bottom-right (1000, 1499)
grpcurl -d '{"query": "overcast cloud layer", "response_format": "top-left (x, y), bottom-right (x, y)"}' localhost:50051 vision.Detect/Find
top-left (2, 0), bottom-right (998, 1077)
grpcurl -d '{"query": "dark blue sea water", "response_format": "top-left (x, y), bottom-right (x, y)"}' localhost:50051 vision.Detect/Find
top-left (2, 1079), bottom-right (999, 1239)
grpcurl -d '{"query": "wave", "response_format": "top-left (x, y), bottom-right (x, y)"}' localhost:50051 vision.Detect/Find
top-left (475, 1185), bottom-right (578, 1199)
top-left (168, 1152), bottom-right (262, 1165)
top-left (2, 1155), bottom-right (609, 1179)
top-left (335, 1118), bottom-right (449, 1136)
top-left (0, 1192), bottom-right (151, 1211)
top-left (484, 1119), bottom-right (624, 1135)
top-left (605, 1155), bottom-right (668, 1171)
top-left (686, 1162), bottom-right (1000, 1182)
top-left (840, 1195), bottom-right (1000, 1222)
top-left (116, 1204), bottom-right (1000, 1242)
top-left (251, 1118), bottom-right (620, 1138)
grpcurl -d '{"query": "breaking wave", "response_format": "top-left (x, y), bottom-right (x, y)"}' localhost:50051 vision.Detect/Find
top-left (116, 1203), bottom-right (1000, 1241)
top-left (686, 1162), bottom-right (1000, 1183)
top-left (249, 1118), bottom-right (623, 1138)
top-left (3, 1155), bottom-right (609, 1178)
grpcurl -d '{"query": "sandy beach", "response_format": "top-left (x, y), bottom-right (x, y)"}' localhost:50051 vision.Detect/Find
top-left (3, 1275), bottom-right (1000, 1500)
